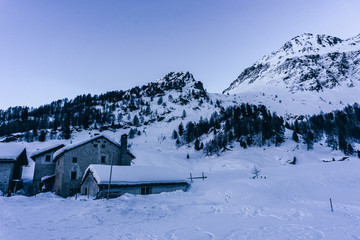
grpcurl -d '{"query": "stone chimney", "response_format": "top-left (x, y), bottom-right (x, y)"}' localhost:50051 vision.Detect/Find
top-left (120, 134), bottom-right (130, 165)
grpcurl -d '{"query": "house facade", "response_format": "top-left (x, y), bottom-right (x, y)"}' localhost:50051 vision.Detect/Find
top-left (81, 165), bottom-right (189, 199)
top-left (0, 145), bottom-right (28, 194)
top-left (53, 134), bottom-right (133, 197)
top-left (31, 144), bottom-right (65, 192)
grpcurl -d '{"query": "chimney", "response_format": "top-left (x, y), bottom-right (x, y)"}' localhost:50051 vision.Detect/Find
top-left (120, 134), bottom-right (127, 152)
top-left (120, 134), bottom-right (130, 165)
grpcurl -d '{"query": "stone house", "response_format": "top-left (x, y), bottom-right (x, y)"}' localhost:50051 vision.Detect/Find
top-left (0, 144), bottom-right (29, 194)
top-left (30, 144), bottom-right (65, 192)
top-left (81, 164), bottom-right (189, 199)
top-left (53, 134), bottom-right (134, 198)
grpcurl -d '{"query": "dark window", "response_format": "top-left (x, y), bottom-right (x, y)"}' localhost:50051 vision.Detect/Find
top-left (72, 157), bottom-right (77, 163)
top-left (101, 144), bottom-right (105, 148)
top-left (141, 186), bottom-right (152, 195)
top-left (101, 156), bottom-right (106, 163)
top-left (94, 144), bottom-right (98, 148)
top-left (45, 155), bottom-right (51, 162)
top-left (71, 171), bottom-right (77, 180)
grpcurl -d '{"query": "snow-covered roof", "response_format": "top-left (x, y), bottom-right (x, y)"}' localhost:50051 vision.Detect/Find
top-left (41, 174), bottom-right (56, 182)
top-left (53, 135), bottom-right (121, 160)
top-left (83, 164), bottom-right (189, 185)
top-left (0, 144), bottom-right (26, 161)
top-left (30, 144), bottom-right (65, 160)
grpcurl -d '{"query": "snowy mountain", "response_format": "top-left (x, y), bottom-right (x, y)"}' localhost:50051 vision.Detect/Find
top-left (223, 33), bottom-right (360, 116)
top-left (2, 37), bottom-right (360, 239)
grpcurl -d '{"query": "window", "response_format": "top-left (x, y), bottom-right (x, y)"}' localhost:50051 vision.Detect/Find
top-left (94, 144), bottom-right (98, 148)
top-left (101, 156), bottom-right (106, 163)
top-left (141, 186), bottom-right (152, 195)
top-left (45, 155), bottom-right (51, 162)
top-left (101, 144), bottom-right (105, 148)
top-left (71, 171), bottom-right (77, 180)
top-left (72, 157), bottom-right (77, 163)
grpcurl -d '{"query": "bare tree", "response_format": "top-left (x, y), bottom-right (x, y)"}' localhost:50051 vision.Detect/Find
top-left (251, 166), bottom-right (261, 179)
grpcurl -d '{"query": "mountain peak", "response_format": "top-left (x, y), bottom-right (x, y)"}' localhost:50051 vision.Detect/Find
top-left (157, 71), bottom-right (195, 84)
top-left (278, 33), bottom-right (343, 58)
top-left (222, 32), bottom-right (360, 115)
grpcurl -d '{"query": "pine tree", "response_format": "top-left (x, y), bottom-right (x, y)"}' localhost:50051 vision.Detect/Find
top-left (39, 130), bottom-right (46, 142)
top-left (172, 130), bottom-right (178, 139)
top-left (133, 115), bottom-right (140, 127)
top-left (292, 131), bottom-right (299, 143)
top-left (304, 131), bottom-right (314, 150)
top-left (181, 110), bottom-right (187, 120)
top-left (178, 123), bottom-right (184, 136)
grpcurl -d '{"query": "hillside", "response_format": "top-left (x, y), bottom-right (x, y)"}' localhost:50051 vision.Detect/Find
top-left (223, 33), bottom-right (360, 116)
top-left (1, 35), bottom-right (360, 239)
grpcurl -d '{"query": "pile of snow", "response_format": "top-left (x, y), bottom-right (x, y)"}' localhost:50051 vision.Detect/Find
top-left (85, 164), bottom-right (189, 185)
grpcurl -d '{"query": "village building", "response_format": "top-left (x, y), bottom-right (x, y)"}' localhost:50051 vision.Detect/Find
top-left (53, 134), bottom-right (134, 198)
top-left (0, 144), bottom-right (28, 194)
top-left (30, 144), bottom-right (65, 192)
top-left (81, 164), bottom-right (190, 199)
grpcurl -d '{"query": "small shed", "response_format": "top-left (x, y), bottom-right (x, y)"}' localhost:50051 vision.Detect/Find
top-left (0, 144), bottom-right (28, 194)
top-left (81, 164), bottom-right (189, 198)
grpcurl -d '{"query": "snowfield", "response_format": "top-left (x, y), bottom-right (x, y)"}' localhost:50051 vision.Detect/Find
top-left (1, 128), bottom-right (360, 240)
top-left (1, 73), bottom-right (360, 239)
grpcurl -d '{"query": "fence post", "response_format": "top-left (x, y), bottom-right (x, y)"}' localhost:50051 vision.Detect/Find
top-left (329, 198), bottom-right (333, 212)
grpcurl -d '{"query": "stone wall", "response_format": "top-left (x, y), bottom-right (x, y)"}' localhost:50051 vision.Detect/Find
top-left (0, 163), bottom-right (14, 193)
top-left (55, 136), bottom-right (122, 197)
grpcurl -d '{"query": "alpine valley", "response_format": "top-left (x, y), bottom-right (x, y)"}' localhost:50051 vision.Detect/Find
top-left (1, 33), bottom-right (360, 240)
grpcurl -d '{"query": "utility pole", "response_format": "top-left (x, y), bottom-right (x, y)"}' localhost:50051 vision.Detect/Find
top-left (107, 154), bottom-right (114, 200)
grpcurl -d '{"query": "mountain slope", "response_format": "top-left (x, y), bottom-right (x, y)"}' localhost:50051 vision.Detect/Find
top-left (223, 33), bottom-right (360, 116)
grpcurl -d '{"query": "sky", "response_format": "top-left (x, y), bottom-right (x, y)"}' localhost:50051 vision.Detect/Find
top-left (1, 0), bottom-right (360, 110)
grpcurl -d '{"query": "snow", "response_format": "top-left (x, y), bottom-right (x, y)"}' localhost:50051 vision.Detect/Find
top-left (1, 122), bottom-right (360, 239)
top-left (1, 150), bottom-right (360, 239)
top-left (0, 143), bottom-right (26, 160)
top-left (30, 143), bottom-right (65, 159)
top-left (40, 174), bottom-right (56, 182)
top-left (0, 71), bottom-right (360, 239)
top-left (86, 164), bottom-right (189, 185)
top-left (53, 134), bottom-right (121, 160)
top-left (222, 33), bottom-right (360, 116)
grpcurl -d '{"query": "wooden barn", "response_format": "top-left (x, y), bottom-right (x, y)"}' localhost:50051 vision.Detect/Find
top-left (0, 144), bottom-right (28, 194)
top-left (81, 164), bottom-right (189, 199)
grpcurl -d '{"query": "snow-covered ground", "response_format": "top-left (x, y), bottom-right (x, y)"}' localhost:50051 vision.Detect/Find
top-left (1, 127), bottom-right (360, 239)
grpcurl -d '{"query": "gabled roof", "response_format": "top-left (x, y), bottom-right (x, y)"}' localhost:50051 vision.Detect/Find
top-left (30, 144), bottom-right (65, 161)
top-left (0, 144), bottom-right (28, 166)
top-left (0, 144), bottom-right (26, 161)
top-left (82, 164), bottom-right (189, 186)
top-left (53, 135), bottom-right (122, 161)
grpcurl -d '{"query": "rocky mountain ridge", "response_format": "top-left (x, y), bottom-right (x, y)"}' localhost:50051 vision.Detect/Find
top-left (224, 33), bottom-right (360, 93)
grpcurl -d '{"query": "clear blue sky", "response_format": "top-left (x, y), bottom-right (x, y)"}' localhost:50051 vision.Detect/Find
top-left (1, 0), bottom-right (360, 109)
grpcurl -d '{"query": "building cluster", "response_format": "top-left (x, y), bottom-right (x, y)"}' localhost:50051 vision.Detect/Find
top-left (0, 134), bottom-right (189, 198)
